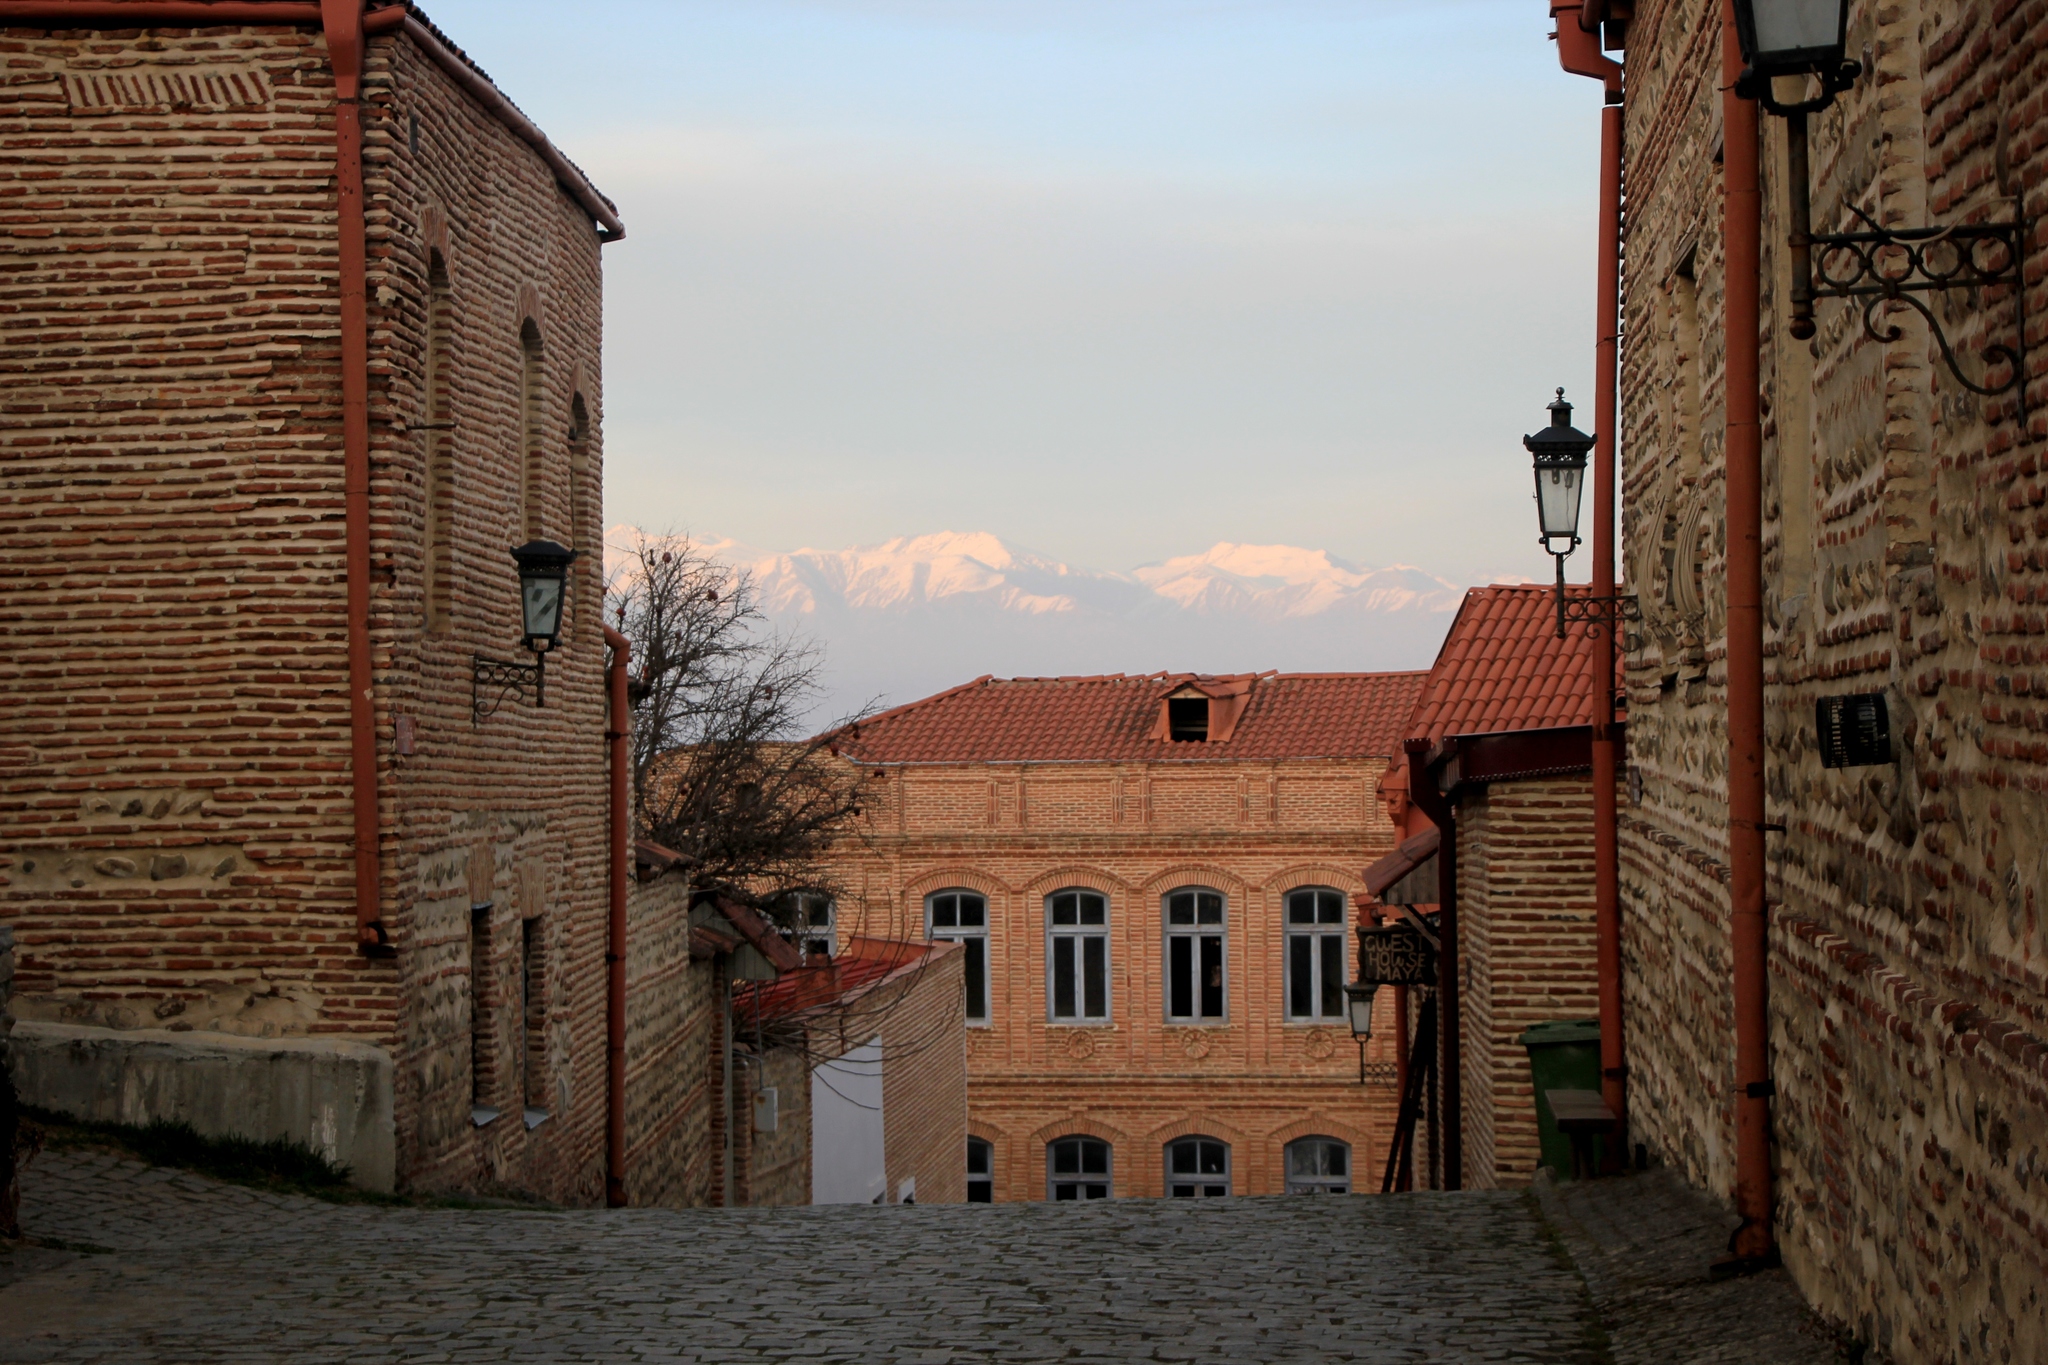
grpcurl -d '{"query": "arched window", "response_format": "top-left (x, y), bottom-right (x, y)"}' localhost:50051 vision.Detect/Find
top-left (780, 891), bottom-right (834, 962)
top-left (1046, 888), bottom-right (1108, 1022)
top-left (1284, 1136), bottom-right (1351, 1194)
top-left (1047, 1135), bottom-right (1111, 1200)
top-left (518, 317), bottom-right (544, 541)
top-left (1284, 887), bottom-right (1347, 1021)
top-left (567, 392), bottom-right (591, 639)
top-left (1165, 1136), bottom-right (1229, 1197)
top-left (926, 889), bottom-right (988, 1024)
top-left (1164, 887), bottom-right (1225, 1021)
top-left (422, 250), bottom-right (453, 631)
top-left (966, 1136), bottom-right (994, 1203)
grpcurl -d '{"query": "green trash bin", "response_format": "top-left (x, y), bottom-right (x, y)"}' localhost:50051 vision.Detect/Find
top-left (1519, 1019), bottom-right (1604, 1179)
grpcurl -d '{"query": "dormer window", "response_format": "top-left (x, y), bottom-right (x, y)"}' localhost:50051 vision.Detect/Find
top-left (1168, 696), bottom-right (1209, 742)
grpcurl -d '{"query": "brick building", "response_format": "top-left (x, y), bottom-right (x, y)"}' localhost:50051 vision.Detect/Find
top-left (1380, 584), bottom-right (1617, 1190)
top-left (0, 2), bottom-right (669, 1204)
top-left (817, 670), bottom-right (1427, 1200)
top-left (1594, 0), bottom-right (2048, 1357)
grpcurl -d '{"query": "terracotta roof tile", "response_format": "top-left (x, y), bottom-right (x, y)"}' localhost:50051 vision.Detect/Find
top-left (833, 671), bottom-right (1430, 765)
top-left (1404, 585), bottom-right (1620, 744)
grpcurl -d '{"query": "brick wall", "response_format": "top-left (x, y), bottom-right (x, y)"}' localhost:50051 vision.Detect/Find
top-left (815, 753), bottom-right (1404, 1198)
top-left (733, 1044), bottom-right (809, 1208)
top-left (0, 20), bottom-right (620, 1204)
top-left (1618, 0), bottom-right (2048, 1358)
top-left (623, 868), bottom-right (716, 1207)
top-left (1455, 776), bottom-right (1604, 1189)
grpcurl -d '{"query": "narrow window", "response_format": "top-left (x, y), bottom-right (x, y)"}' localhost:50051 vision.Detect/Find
top-left (1284, 1136), bottom-right (1351, 1194)
top-left (469, 902), bottom-right (498, 1126)
top-left (423, 251), bottom-right (453, 631)
top-left (1167, 695), bottom-right (1208, 742)
top-left (1047, 1135), bottom-right (1111, 1200)
top-left (519, 318), bottom-right (544, 541)
top-left (1047, 889), bottom-right (1109, 1022)
top-left (1285, 887), bottom-right (1348, 1021)
top-left (521, 915), bottom-right (548, 1126)
top-left (967, 1137), bottom-right (994, 1203)
top-left (567, 392), bottom-right (591, 639)
top-left (927, 890), bottom-right (989, 1025)
top-left (1165, 1136), bottom-right (1230, 1197)
top-left (1165, 888), bottom-right (1226, 1021)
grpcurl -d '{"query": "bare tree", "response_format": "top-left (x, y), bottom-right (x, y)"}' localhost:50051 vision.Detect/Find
top-left (607, 531), bottom-right (876, 916)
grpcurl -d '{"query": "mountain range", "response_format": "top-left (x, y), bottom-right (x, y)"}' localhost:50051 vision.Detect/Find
top-left (609, 528), bottom-right (1474, 722)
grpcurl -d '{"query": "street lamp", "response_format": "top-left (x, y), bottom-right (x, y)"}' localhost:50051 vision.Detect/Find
top-left (1731, 0), bottom-right (1855, 100)
top-left (474, 539), bottom-right (581, 723)
top-left (1523, 389), bottom-right (1594, 639)
top-left (512, 538), bottom-right (578, 652)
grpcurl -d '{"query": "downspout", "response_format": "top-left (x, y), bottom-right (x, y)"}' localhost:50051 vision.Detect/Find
top-left (603, 625), bottom-right (631, 1206)
top-left (1551, 0), bottom-right (1628, 1165)
top-left (320, 0), bottom-right (388, 955)
top-left (1719, 0), bottom-right (1776, 1269)
top-left (1402, 739), bottom-right (1459, 1190)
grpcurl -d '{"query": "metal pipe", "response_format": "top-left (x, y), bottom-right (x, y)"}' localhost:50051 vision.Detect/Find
top-left (1589, 98), bottom-right (1627, 1168)
top-left (1720, 0), bottom-right (1777, 1267)
top-left (318, 0), bottom-right (386, 956)
top-left (1785, 111), bottom-right (1816, 340)
top-left (603, 624), bottom-right (631, 1207)
top-left (1401, 739), bottom-right (1460, 1189)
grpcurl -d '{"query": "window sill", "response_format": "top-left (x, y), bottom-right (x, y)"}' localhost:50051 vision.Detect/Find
top-left (1163, 1021), bottom-right (1231, 1029)
top-left (1045, 1021), bottom-right (1115, 1029)
top-left (470, 1106), bottom-right (500, 1128)
top-left (523, 1107), bottom-right (550, 1131)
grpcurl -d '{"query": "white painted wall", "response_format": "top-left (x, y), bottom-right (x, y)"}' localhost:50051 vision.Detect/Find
top-left (810, 1037), bottom-right (886, 1204)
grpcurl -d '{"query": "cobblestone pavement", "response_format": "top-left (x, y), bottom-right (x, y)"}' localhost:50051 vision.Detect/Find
top-left (2, 1150), bottom-right (1835, 1363)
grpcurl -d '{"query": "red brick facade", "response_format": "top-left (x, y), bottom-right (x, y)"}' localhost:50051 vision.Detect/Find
top-left (0, 11), bottom-right (642, 1203)
top-left (819, 672), bottom-right (1425, 1199)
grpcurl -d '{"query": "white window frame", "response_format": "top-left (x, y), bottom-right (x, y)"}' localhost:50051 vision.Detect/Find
top-left (1284, 886), bottom-right (1348, 1022)
top-left (967, 1136), bottom-right (994, 1204)
top-left (1284, 1136), bottom-right (1352, 1194)
top-left (1047, 1134), bottom-right (1113, 1200)
top-left (787, 891), bottom-right (836, 962)
top-left (1163, 887), bottom-right (1227, 1023)
top-left (1165, 1136), bottom-right (1231, 1197)
top-left (926, 889), bottom-right (991, 1026)
top-left (1046, 888), bottom-right (1111, 1023)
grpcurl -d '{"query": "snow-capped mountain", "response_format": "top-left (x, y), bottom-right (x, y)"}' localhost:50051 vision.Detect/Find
top-left (608, 527), bottom-right (1464, 721)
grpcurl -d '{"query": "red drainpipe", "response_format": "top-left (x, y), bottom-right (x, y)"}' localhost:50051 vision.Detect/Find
top-left (603, 625), bottom-right (632, 1207)
top-left (1401, 740), bottom-right (1459, 1190)
top-left (1550, 1), bottom-right (1627, 1164)
top-left (1718, 0), bottom-right (1776, 1268)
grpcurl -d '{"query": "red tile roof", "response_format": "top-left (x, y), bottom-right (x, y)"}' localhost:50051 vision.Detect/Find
top-left (832, 671), bottom-right (1430, 765)
top-left (1404, 585), bottom-right (1618, 744)
top-left (735, 937), bottom-right (953, 1025)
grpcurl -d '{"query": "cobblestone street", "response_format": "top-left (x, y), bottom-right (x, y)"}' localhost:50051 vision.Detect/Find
top-left (0, 1150), bottom-right (1836, 1364)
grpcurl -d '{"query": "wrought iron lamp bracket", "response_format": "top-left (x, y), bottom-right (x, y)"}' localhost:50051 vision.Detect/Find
top-left (1806, 204), bottom-right (2029, 415)
top-left (473, 652), bottom-right (544, 725)
top-left (1734, 60), bottom-right (1860, 117)
top-left (1554, 584), bottom-right (1641, 642)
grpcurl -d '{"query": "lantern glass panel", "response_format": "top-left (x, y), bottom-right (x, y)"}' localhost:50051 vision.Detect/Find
top-left (1344, 983), bottom-right (1376, 1040)
top-left (1536, 461), bottom-right (1585, 542)
top-left (1743, 0), bottom-right (1847, 67)
top-left (521, 573), bottom-right (565, 643)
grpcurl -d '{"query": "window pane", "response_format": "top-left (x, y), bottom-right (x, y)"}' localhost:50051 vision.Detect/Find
top-left (1052, 892), bottom-right (1076, 926)
top-left (968, 1183), bottom-right (992, 1203)
top-left (1054, 1184), bottom-right (1079, 1200)
top-left (1083, 935), bottom-right (1107, 1019)
top-left (1052, 936), bottom-right (1075, 1018)
top-left (1286, 891), bottom-right (1314, 925)
top-left (1169, 935), bottom-right (1193, 1018)
top-left (1319, 890), bottom-right (1344, 925)
top-left (1288, 935), bottom-right (1312, 1017)
top-left (1199, 1141), bottom-right (1225, 1175)
top-left (1319, 934), bottom-right (1345, 1017)
top-left (1170, 1143), bottom-right (1197, 1175)
top-left (1053, 1140), bottom-right (1078, 1175)
top-left (1326, 1143), bottom-right (1347, 1176)
top-left (932, 894), bottom-right (956, 929)
top-left (1167, 892), bottom-right (1193, 925)
top-left (1197, 892), bottom-right (1222, 925)
top-left (1078, 893), bottom-right (1106, 926)
top-left (1080, 1140), bottom-right (1108, 1175)
top-left (965, 937), bottom-right (987, 1022)
top-left (959, 895), bottom-right (986, 928)
top-left (1084, 1183), bottom-right (1108, 1199)
top-left (967, 1139), bottom-right (991, 1175)
top-left (1199, 935), bottom-right (1223, 1018)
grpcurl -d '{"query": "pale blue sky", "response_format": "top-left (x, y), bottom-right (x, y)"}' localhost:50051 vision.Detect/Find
top-left (422, 0), bottom-right (1610, 586)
